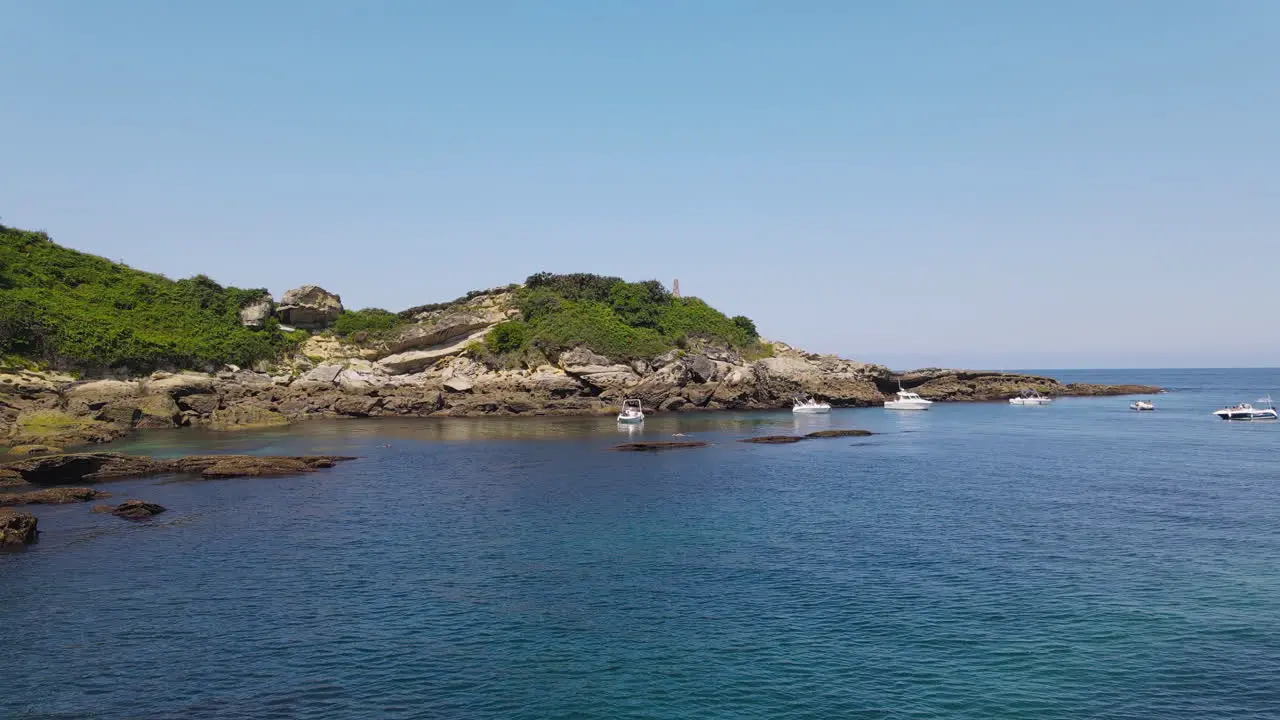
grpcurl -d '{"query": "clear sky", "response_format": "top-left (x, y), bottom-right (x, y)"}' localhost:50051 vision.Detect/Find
top-left (2, 1), bottom-right (1277, 369)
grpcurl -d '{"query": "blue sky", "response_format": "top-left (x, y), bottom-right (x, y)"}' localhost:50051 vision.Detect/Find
top-left (2, 1), bottom-right (1277, 368)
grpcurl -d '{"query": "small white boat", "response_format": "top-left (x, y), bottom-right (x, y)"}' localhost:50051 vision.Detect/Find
top-left (1009, 389), bottom-right (1052, 406)
top-left (792, 396), bottom-right (831, 414)
top-left (884, 387), bottom-right (933, 411)
top-left (616, 399), bottom-right (645, 424)
top-left (1213, 396), bottom-right (1278, 421)
top-left (1130, 400), bottom-right (1154, 411)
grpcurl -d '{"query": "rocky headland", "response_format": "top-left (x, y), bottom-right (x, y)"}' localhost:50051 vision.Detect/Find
top-left (0, 226), bottom-right (1159, 450)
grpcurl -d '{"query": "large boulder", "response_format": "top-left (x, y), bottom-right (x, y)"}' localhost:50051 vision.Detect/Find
top-left (277, 285), bottom-right (343, 329)
top-left (0, 509), bottom-right (38, 547)
top-left (558, 347), bottom-right (640, 389)
top-left (145, 372), bottom-right (215, 397)
top-left (108, 499), bottom-right (167, 519)
top-left (238, 293), bottom-right (275, 328)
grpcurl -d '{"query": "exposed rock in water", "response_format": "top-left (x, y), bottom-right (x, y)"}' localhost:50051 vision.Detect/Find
top-left (107, 499), bottom-right (167, 519)
top-left (740, 435), bottom-right (807, 444)
top-left (165, 454), bottom-right (355, 479)
top-left (895, 369), bottom-right (1162, 403)
top-left (277, 285), bottom-right (343, 329)
top-left (3, 453), bottom-right (169, 485)
top-left (2, 452), bottom-right (355, 485)
top-left (612, 441), bottom-right (708, 451)
top-left (0, 487), bottom-right (110, 506)
top-left (0, 509), bottom-right (38, 547)
top-left (806, 429), bottom-right (874, 438)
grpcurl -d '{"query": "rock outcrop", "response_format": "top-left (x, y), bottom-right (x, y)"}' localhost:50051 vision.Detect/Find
top-left (238, 293), bottom-right (275, 328)
top-left (0, 487), bottom-right (109, 505)
top-left (0, 509), bottom-right (38, 547)
top-left (277, 285), bottom-right (343, 329)
top-left (0, 452), bottom-right (355, 486)
top-left (100, 499), bottom-right (167, 519)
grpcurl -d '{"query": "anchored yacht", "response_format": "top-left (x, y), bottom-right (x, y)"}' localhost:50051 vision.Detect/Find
top-left (616, 399), bottom-right (645, 424)
top-left (884, 388), bottom-right (933, 411)
top-left (792, 397), bottom-right (831, 414)
top-left (1009, 389), bottom-right (1052, 406)
top-left (1213, 396), bottom-right (1278, 421)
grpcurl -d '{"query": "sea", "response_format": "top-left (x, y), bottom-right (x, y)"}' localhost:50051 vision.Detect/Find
top-left (3, 368), bottom-right (1280, 719)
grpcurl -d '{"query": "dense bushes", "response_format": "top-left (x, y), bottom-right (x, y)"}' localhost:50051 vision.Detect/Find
top-left (331, 308), bottom-right (403, 337)
top-left (484, 272), bottom-right (760, 362)
top-left (0, 225), bottom-right (301, 372)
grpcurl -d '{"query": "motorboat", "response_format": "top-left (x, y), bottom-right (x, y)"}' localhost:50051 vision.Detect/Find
top-left (792, 396), bottom-right (831, 414)
top-left (1130, 400), bottom-right (1155, 411)
top-left (1009, 389), bottom-right (1052, 406)
top-left (616, 399), bottom-right (645, 424)
top-left (1213, 396), bottom-right (1278, 421)
top-left (884, 388), bottom-right (933, 411)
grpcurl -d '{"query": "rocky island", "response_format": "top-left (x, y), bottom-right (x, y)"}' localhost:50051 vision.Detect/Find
top-left (0, 224), bottom-right (1158, 449)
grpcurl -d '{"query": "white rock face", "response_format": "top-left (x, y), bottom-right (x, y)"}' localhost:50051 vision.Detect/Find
top-left (277, 285), bottom-right (343, 329)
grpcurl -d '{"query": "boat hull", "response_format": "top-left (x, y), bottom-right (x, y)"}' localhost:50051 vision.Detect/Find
top-left (1009, 398), bottom-right (1052, 406)
top-left (616, 415), bottom-right (645, 424)
top-left (1213, 410), bottom-right (1277, 421)
top-left (884, 401), bottom-right (932, 411)
top-left (792, 407), bottom-right (831, 414)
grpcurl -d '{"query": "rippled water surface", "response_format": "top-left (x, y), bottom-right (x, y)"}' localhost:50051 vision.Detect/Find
top-left (5, 369), bottom-right (1280, 719)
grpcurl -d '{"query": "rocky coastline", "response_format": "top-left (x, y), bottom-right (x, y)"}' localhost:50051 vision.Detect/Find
top-left (1, 285), bottom-right (1159, 450)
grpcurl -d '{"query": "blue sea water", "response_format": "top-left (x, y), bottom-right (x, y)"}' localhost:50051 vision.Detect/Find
top-left (4, 368), bottom-right (1280, 719)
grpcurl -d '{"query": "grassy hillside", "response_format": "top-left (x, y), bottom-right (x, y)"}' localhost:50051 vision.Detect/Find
top-left (0, 224), bottom-right (765, 373)
top-left (0, 225), bottom-right (302, 372)
top-left (495, 272), bottom-right (763, 361)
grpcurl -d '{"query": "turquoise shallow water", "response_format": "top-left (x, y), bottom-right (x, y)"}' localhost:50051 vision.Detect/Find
top-left (4, 369), bottom-right (1280, 719)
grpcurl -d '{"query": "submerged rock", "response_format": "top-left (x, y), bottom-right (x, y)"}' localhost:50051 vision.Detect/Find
top-left (167, 455), bottom-right (356, 479)
top-left (805, 429), bottom-right (873, 438)
top-left (739, 435), bottom-right (807, 444)
top-left (0, 487), bottom-right (109, 506)
top-left (2, 452), bottom-right (354, 485)
top-left (0, 509), bottom-right (38, 547)
top-left (612, 441), bottom-right (708, 451)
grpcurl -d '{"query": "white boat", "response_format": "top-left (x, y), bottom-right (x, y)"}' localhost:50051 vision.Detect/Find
top-left (616, 399), bottom-right (645, 424)
top-left (1009, 389), bottom-right (1052, 406)
top-left (792, 396), bottom-right (831, 414)
top-left (1130, 400), bottom-right (1155, 411)
top-left (1213, 396), bottom-right (1278, 421)
top-left (884, 388), bottom-right (933, 411)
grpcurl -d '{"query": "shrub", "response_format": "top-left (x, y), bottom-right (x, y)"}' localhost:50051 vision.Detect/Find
top-left (332, 308), bottom-right (403, 336)
top-left (485, 321), bottom-right (529, 354)
top-left (0, 225), bottom-right (299, 372)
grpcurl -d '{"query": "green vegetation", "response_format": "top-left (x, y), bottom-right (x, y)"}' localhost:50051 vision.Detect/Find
top-left (486, 272), bottom-right (761, 362)
top-left (331, 308), bottom-right (404, 337)
top-left (0, 224), bottom-right (302, 372)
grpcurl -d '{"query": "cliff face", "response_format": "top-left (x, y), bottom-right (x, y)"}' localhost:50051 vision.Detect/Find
top-left (0, 290), bottom-right (1158, 448)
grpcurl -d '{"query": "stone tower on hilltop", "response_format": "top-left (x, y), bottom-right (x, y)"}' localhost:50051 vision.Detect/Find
top-left (673, 279), bottom-right (680, 298)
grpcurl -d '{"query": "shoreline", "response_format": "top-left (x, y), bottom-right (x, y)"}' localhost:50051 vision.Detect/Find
top-left (2, 363), bottom-right (1160, 453)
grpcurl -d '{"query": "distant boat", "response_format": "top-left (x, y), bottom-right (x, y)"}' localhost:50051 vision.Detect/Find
top-left (884, 387), bottom-right (933, 411)
top-left (1130, 400), bottom-right (1154, 411)
top-left (1009, 389), bottom-right (1052, 406)
top-left (792, 396), bottom-right (831, 414)
top-left (616, 399), bottom-right (645, 424)
top-left (1213, 396), bottom-right (1278, 421)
